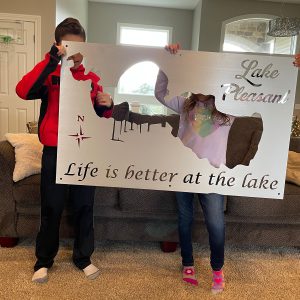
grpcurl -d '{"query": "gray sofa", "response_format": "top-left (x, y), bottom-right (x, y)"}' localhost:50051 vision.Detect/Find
top-left (1, 108), bottom-right (300, 247)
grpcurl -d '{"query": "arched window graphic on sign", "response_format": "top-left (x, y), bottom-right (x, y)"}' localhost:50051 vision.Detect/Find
top-left (116, 61), bottom-right (165, 115)
top-left (115, 23), bottom-right (171, 115)
top-left (118, 61), bottom-right (159, 96)
top-left (221, 16), bottom-right (297, 54)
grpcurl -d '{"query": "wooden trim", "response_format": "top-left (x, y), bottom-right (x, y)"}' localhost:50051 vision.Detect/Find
top-left (0, 13), bottom-right (42, 121)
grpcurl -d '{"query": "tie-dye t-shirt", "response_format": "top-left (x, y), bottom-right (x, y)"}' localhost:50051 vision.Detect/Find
top-left (154, 70), bottom-right (234, 168)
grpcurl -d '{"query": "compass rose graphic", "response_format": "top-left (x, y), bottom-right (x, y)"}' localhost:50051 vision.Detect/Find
top-left (69, 125), bottom-right (91, 147)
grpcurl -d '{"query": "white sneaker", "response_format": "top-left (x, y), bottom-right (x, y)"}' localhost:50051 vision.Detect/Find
top-left (83, 264), bottom-right (100, 280)
top-left (32, 267), bottom-right (48, 283)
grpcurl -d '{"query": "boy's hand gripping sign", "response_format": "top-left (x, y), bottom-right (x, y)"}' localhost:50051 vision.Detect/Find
top-left (57, 41), bottom-right (298, 199)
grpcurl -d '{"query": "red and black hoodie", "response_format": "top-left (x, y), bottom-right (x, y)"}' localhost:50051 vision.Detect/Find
top-left (16, 45), bottom-right (113, 147)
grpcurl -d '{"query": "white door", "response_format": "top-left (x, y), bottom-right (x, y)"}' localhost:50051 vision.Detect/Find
top-left (0, 20), bottom-right (36, 140)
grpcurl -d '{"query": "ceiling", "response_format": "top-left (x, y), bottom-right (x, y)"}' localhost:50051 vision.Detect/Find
top-left (90, 0), bottom-right (200, 9)
top-left (90, 0), bottom-right (300, 10)
top-left (261, 0), bottom-right (300, 4)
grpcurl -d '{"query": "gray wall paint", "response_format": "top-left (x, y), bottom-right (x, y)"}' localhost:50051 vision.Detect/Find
top-left (191, 0), bottom-right (202, 50)
top-left (56, 0), bottom-right (88, 33)
top-left (199, 0), bottom-right (300, 104)
top-left (88, 2), bottom-right (193, 49)
top-left (0, 0), bottom-right (56, 55)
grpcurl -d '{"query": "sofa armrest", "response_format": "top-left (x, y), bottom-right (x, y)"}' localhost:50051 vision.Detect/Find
top-left (0, 141), bottom-right (15, 178)
top-left (289, 137), bottom-right (300, 153)
top-left (0, 140), bottom-right (17, 237)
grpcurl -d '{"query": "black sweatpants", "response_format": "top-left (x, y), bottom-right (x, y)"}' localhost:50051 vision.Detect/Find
top-left (34, 146), bottom-right (95, 271)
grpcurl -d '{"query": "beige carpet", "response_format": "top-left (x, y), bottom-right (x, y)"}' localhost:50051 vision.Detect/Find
top-left (0, 240), bottom-right (299, 300)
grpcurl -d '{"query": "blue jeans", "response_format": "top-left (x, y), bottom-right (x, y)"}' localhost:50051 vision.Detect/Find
top-left (176, 192), bottom-right (225, 271)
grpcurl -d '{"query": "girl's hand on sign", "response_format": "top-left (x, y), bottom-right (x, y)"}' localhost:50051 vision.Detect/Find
top-left (165, 43), bottom-right (181, 55)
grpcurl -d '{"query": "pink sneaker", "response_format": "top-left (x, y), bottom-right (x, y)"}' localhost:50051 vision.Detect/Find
top-left (182, 266), bottom-right (198, 286)
top-left (211, 270), bottom-right (225, 294)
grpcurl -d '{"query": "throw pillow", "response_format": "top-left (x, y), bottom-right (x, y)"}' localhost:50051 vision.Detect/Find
top-left (5, 133), bottom-right (42, 182)
top-left (286, 151), bottom-right (300, 186)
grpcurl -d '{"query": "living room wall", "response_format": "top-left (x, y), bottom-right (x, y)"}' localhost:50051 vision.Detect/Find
top-left (56, 0), bottom-right (88, 33)
top-left (87, 2), bottom-right (194, 50)
top-left (191, 0), bottom-right (202, 51)
top-left (198, 0), bottom-right (300, 105)
top-left (1, 0), bottom-right (56, 55)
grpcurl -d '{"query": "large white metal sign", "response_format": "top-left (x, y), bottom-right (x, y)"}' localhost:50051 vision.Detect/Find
top-left (57, 41), bottom-right (298, 199)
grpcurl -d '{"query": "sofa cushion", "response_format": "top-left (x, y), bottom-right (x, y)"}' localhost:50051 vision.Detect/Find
top-left (13, 174), bottom-right (41, 206)
top-left (14, 177), bottom-right (118, 207)
top-left (284, 182), bottom-right (300, 195)
top-left (119, 188), bottom-right (178, 214)
top-left (227, 183), bottom-right (300, 217)
top-left (14, 174), bottom-right (68, 216)
top-left (0, 141), bottom-right (15, 178)
top-left (118, 188), bottom-right (206, 216)
top-left (94, 187), bottom-right (119, 209)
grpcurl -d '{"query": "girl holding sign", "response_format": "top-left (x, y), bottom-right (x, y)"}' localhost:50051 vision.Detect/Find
top-left (154, 44), bottom-right (234, 294)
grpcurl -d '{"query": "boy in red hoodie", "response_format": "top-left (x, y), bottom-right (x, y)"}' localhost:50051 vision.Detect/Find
top-left (16, 18), bottom-right (113, 283)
